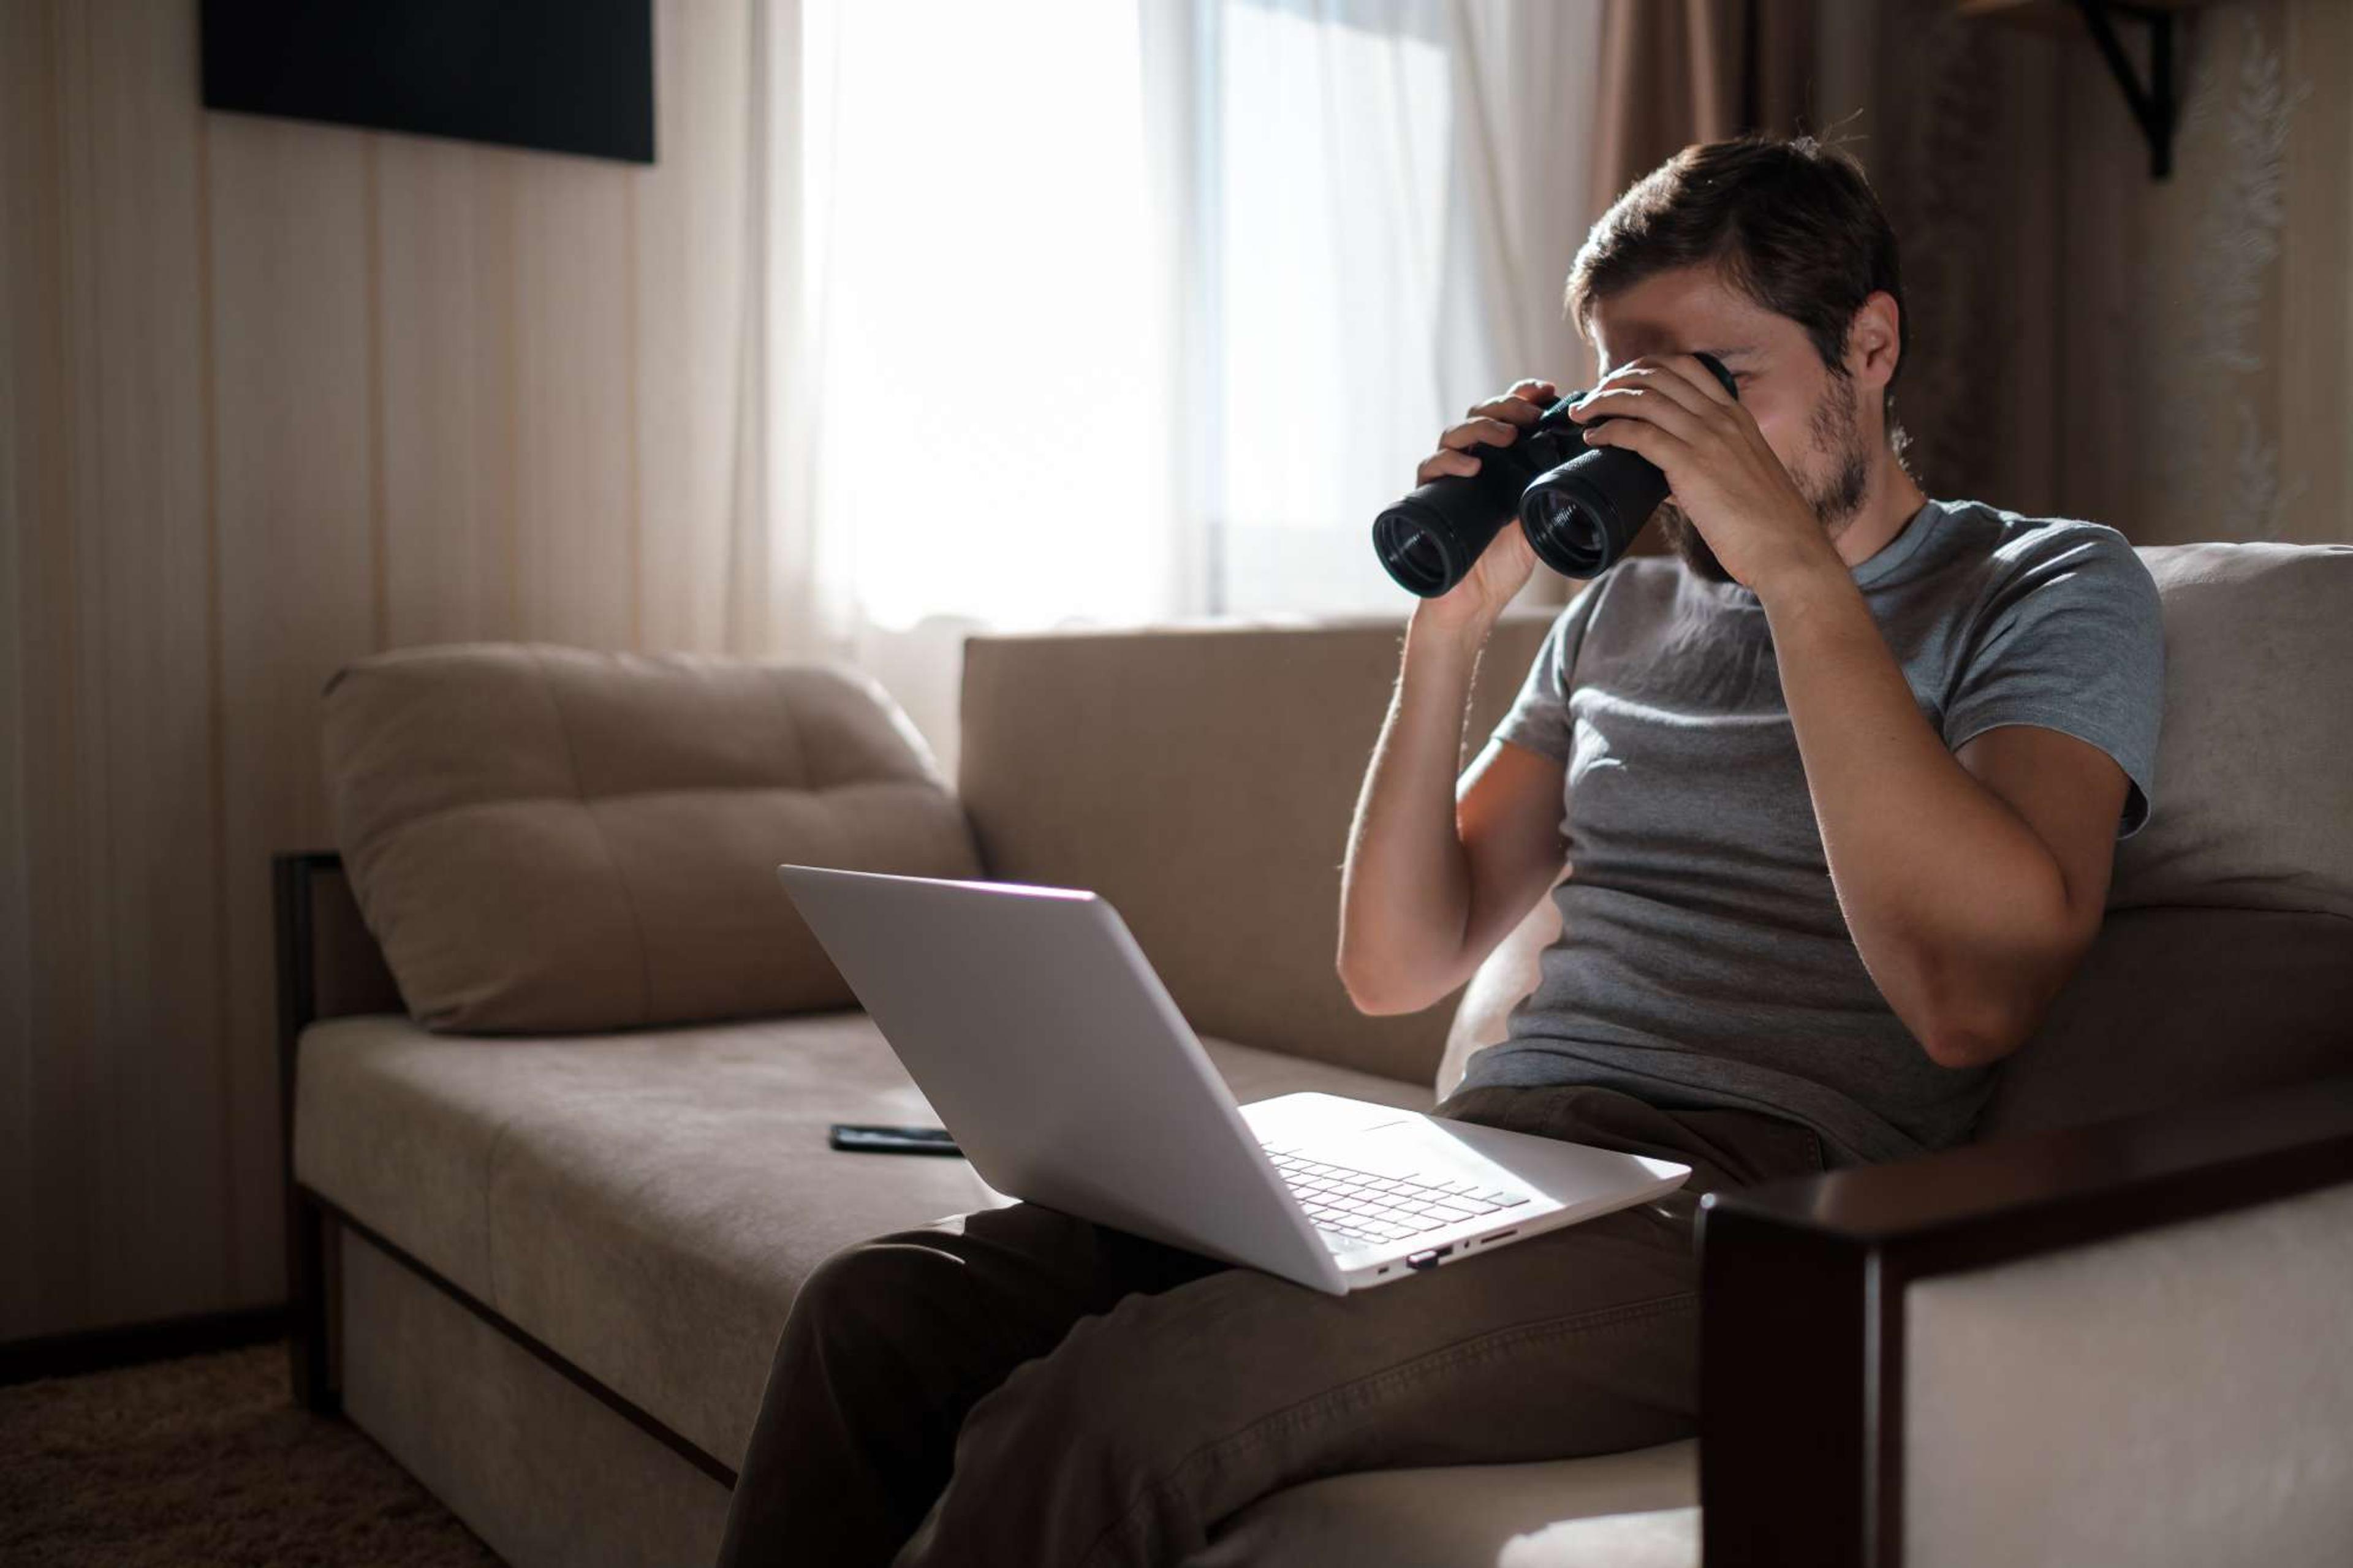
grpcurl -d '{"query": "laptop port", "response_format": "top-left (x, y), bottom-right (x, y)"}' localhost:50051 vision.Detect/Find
top-left (1405, 1246), bottom-right (1454, 1272)
top-left (1477, 1230), bottom-right (1518, 1246)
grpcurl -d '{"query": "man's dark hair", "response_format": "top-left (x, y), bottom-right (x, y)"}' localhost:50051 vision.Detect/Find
top-left (1565, 132), bottom-right (1909, 461)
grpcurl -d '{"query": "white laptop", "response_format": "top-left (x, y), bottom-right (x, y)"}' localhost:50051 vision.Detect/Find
top-left (776, 863), bottom-right (1690, 1295)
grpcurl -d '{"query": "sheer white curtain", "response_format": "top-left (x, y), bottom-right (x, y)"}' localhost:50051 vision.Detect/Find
top-left (747, 0), bottom-right (1604, 773)
top-left (1203, 0), bottom-right (1606, 615)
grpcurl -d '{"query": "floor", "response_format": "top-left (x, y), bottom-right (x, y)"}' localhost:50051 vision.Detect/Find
top-left (1, 1338), bottom-right (501, 1567)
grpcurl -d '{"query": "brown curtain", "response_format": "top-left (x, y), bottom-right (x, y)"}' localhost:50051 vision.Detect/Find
top-left (1590, 0), bottom-right (1747, 200)
top-left (1819, 0), bottom-right (2352, 547)
top-left (1577, 0), bottom-right (2353, 549)
top-left (1575, 0), bottom-right (1821, 566)
top-left (1590, 0), bottom-right (1822, 212)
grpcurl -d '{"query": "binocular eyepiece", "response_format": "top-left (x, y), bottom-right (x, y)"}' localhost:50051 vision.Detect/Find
top-left (1373, 351), bottom-right (1738, 596)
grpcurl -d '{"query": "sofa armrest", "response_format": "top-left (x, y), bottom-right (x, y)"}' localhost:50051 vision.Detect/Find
top-left (273, 849), bottom-right (405, 1409)
top-left (272, 852), bottom-right (403, 1233)
top-left (1695, 1069), bottom-right (2353, 1568)
top-left (272, 850), bottom-right (403, 1144)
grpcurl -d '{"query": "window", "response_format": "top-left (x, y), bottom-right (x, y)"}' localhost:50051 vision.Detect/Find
top-left (1214, 0), bottom-right (1456, 616)
top-left (801, 0), bottom-right (1174, 634)
top-left (798, 0), bottom-right (1508, 631)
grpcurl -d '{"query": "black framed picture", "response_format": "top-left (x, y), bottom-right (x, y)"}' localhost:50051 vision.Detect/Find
top-left (200, 0), bottom-right (656, 165)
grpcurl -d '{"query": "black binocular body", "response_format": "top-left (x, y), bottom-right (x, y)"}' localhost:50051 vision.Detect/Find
top-left (1372, 350), bottom-right (1738, 597)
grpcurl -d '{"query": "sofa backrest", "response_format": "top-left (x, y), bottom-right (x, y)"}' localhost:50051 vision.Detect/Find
top-left (1977, 542), bottom-right (2353, 1137)
top-left (2104, 543), bottom-right (2353, 922)
top-left (1438, 542), bottom-right (2352, 1137)
top-left (958, 612), bottom-right (1555, 1085)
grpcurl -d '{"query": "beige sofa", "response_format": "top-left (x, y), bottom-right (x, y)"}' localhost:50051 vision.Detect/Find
top-left (279, 541), bottom-right (2353, 1568)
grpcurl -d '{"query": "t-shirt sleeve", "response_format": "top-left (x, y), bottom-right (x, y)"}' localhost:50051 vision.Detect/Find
top-left (1488, 576), bottom-right (1609, 764)
top-left (1941, 525), bottom-right (2166, 839)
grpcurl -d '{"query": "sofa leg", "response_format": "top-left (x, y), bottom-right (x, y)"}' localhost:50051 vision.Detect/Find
top-left (287, 1186), bottom-right (341, 1415)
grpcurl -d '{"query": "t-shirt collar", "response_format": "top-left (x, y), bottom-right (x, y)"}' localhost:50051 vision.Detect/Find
top-left (1849, 496), bottom-right (1946, 590)
top-left (1697, 496), bottom-right (1944, 605)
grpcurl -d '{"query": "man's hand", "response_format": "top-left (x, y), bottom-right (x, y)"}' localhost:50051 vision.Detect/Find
top-left (1567, 354), bottom-right (1833, 594)
top-left (1410, 377), bottom-right (1561, 635)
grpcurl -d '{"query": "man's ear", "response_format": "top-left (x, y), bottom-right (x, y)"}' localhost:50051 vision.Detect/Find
top-left (1847, 290), bottom-right (1902, 394)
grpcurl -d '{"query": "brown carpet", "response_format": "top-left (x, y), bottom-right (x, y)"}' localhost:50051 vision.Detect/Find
top-left (0, 1339), bottom-right (503, 1567)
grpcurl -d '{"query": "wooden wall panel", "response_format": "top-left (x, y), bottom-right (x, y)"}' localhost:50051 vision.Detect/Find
top-left (634, 0), bottom-right (754, 657)
top-left (207, 108), bottom-right (381, 1310)
top-left (0, 0), bottom-right (236, 1335)
top-left (376, 135), bottom-right (512, 650)
top-left (1, 0), bottom-right (94, 1339)
top-left (510, 159), bottom-right (640, 650)
top-left (75, 0), bottom-right (232, 1325)
top-left (0, 0), bottom-right (29, 1342)
top-left (2, 0), bottom-right (756, 1342)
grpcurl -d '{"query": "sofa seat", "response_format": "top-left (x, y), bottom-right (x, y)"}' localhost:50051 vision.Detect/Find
top-left (292, 1008), bottom-right (1441, 1474)
top-left (1193, 1439), bottom-right (1698, 1567)
top-left (298, 1007), bottom-right (1705, 1564)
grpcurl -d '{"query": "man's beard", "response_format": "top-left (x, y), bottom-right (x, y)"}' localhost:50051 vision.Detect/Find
top-left (1659, 369), bottom-right (1870, 585)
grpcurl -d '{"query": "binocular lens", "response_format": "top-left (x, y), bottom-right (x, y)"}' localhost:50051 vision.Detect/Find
top-left (1372, 504), bottom-right (1464, 598)
top-left (1520, 483), bottom-right (1617, 580)
top-left (1368, 352), bottom-right (1732, 599)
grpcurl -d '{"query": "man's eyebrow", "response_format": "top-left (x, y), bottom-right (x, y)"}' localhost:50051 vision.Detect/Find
top-left (1697, 346), bottom-right (1757, 363)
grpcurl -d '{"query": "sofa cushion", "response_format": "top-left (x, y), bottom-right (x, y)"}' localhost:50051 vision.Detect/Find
top-left (321, 643), bottom-right (980, 1032)
top-left (1976, 907), bottom-right (2353, 1140)
top-left (292, 1009), bottom-right (1436, 1470)
top-left (1498, 1505), bottom-right (1699, 1568)
top-left (1189, 1440), bottom-right (1696, 1568)
top-left (2110, 543), bottom-right (2353, 920)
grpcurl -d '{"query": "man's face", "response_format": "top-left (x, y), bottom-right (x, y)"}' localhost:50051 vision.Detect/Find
top-left (1585, 263), bottom-right (1872, 583)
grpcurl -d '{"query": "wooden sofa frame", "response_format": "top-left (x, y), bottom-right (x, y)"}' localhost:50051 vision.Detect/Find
top-left (1699, 1067), bottom-right (2353, 1566)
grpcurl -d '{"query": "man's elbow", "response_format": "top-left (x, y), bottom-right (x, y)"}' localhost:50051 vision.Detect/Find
top-left (1919, 1017), bottom-right (2025, 1072)
top-left (1913, 915), bottom-right (2099, 1071)
top-left (1339, 973), bottom-right (1414, 1017)
top-left (1919, 983), bottom-right (2053, 1070)
top-left (1338, 963), bottom-right (1442, 1018)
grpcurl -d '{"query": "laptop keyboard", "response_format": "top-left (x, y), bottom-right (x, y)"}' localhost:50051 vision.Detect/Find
top-left (1261, 1145), bottom-right (1529, 1251)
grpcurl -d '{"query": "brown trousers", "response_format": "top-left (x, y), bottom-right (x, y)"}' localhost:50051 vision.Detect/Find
top-left (713, 1083), bottom-right (1829, 1568)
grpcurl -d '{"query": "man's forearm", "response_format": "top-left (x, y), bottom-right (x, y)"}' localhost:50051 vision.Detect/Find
top-left (1336, 606), bottom-right (1486, 1012)
top-left (1755, 557), bottom-right (2074, 1067)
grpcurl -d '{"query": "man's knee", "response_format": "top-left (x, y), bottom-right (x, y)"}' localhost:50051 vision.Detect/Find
top-left (958, 1280), bottom-right (1261, 1494)
top-left (784, 1232), bottom-right (974, 1376)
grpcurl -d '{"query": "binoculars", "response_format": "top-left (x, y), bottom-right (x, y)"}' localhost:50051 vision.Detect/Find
top-left (1372, 351), bottom-right (1738, 596)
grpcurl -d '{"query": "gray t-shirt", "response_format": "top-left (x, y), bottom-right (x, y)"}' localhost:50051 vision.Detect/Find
top-left (1463, 496), bottom-right (2165, 1167)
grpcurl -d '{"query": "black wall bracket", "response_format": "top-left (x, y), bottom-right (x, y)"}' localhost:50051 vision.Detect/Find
top-left (2071, 0), bottom-right (2181, 179)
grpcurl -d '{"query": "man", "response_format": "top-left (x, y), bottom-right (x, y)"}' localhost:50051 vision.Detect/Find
top-left (715, 133), bottom-right (2165, 1568)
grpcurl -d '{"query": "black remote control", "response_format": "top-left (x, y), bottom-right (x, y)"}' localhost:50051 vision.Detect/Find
top-left (827, 1123), bottom-right (964, 1157)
